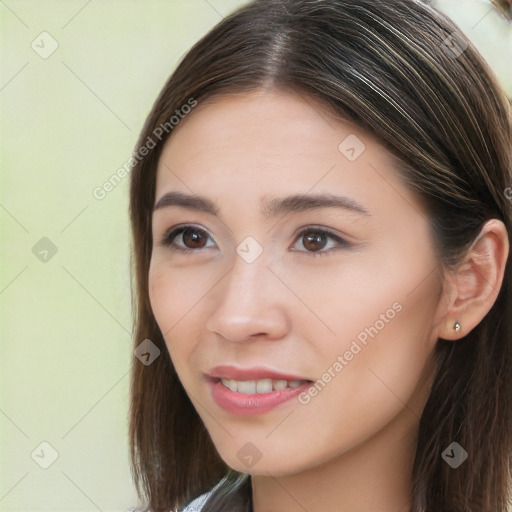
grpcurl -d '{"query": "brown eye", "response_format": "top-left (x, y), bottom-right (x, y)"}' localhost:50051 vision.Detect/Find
top-left (302, 230), bottom-right (329, 252)
top-left (181, 227), bottom-right (209, 249)
top-left (293, 227), bottom-right (350, 257)
top-left (161, 226), bottom-right (214, 252)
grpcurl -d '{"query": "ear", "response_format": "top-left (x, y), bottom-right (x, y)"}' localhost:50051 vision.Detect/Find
top-left (436, 219), bottom-right (509, 340)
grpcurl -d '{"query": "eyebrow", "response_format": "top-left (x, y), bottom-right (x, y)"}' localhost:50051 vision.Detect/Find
top-left (153, 191), bottom-right (371, 218)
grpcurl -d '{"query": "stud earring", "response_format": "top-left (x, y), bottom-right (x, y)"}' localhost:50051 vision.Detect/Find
top-left (454, 321), bottom-right (461, 332)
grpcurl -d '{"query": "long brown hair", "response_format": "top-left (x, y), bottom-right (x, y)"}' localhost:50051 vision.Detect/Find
top-left (128, 1), bottom-right (512, 510)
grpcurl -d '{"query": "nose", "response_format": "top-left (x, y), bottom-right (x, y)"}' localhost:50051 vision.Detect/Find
top-left (205, 250), bottom-right (290, 343)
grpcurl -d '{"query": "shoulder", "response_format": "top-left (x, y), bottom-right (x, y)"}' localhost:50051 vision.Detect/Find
top-left (180, 489), bottom-right (213, 511)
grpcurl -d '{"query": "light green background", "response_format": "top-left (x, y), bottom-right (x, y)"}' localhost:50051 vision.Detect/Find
top-left (0, 1), bottom-right (510, 511)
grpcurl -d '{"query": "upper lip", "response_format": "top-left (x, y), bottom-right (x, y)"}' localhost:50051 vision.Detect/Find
top-left (206, 365), bottom-right (311, 382)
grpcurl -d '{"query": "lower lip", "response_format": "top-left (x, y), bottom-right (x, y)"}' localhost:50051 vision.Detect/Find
top-left (208, 378), bottom-right (313, 416)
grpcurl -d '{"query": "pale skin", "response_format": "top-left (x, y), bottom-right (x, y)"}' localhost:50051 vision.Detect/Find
top-left (148, 89), bottom-right (509, 512)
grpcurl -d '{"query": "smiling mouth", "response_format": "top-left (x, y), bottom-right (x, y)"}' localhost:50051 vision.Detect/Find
top-left (208, 376), bottom-right (315, 415)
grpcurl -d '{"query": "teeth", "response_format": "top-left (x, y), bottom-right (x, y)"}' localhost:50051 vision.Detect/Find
top-left (256, 379), bottom-right (273, 393)
top-left (237, 380), bottom-right (256, 394)
top-left (219, 378), bottom-right (308, 394)
top-left (226, 379), bottom-right (238, 392)
top-left (273, 379), bottom-right (288, 390)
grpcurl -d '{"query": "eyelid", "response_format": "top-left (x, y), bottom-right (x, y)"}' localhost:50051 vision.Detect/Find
top-left (160, 224), bottom-right (214, 249)
top-left (294, 225), bottom-right (346, 240)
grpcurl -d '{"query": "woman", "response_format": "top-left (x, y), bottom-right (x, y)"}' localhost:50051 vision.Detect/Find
top-left (128, 0), bottom-right (512, 510)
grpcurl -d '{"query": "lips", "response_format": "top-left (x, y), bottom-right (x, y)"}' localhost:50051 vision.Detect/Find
top-left (205, 365), bottom-right (314, 415)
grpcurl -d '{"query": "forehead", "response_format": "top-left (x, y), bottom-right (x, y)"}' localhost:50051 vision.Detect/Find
top-left (154, 89), bottom-right (426, 223)
top-left (158, 90), bottom-right (379, 179)
top-left (159, 90), bottom-right (361, 165)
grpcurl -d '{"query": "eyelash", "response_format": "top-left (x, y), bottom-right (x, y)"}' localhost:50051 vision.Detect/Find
top-left (159, 225), bottom-right (351, 257)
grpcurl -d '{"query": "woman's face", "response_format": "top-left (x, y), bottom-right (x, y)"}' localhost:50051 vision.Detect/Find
top-left (149, 89), bottom-right (447, 476)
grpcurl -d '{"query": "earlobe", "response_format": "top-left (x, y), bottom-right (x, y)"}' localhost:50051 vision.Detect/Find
top-left (438, 219), bottom-right (509, 341)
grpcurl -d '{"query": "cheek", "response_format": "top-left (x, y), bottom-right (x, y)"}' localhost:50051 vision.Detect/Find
top-left (148, 263), bottom-right (188, 360)
top-left (298, 267), bottom-right (440, 445)
top-left (148, 260), bottom-right (217, 373)
top-left (149, 259), bottom-right (205, 328)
